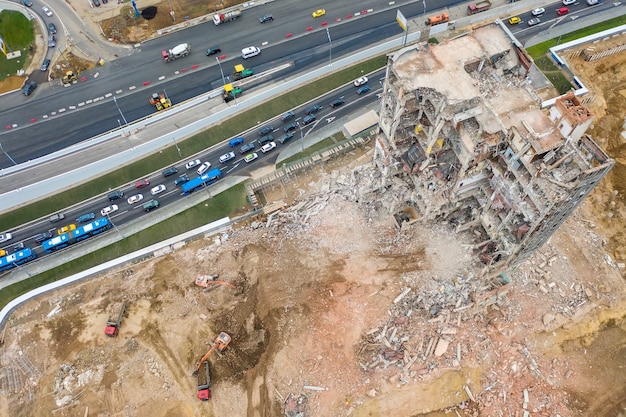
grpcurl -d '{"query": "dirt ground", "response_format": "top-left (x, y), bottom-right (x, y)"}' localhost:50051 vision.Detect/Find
top-left (1, 6), bottom-right (626, 417)
top-left (97, 0), bottom-right (242, 43)
top-left (0, 120), bottom-right (625, 417)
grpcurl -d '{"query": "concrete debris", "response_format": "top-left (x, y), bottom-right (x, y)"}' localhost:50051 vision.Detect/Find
top-left (434, 338), bottom-right (449, 357)
top-left (284, 393), bottom-right (307, 417)
top-left (393, 288), bottom-right (412, 304)
top-left (303, 385), bottom-right (326, 392)
top-left (464, 385), bottom-right (476, 402)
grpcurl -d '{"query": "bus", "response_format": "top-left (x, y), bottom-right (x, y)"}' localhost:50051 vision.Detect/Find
top-left (43, 217), bottom-right (112, 253)
top-left (181, 168), bottom-right (223, 195)
top-left (0, 247), bottom-right (37, 272)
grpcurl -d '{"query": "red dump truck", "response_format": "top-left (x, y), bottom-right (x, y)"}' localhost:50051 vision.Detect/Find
top-left (467, 0), bottom-right (492, 14)
top-left (197, 361), bottom-right (211, 401)
top-left (104, 303), bottom-right (126, 338)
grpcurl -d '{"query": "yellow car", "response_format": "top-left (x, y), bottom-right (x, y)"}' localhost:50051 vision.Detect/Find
top-left (312, 9), bottom-right (326, 18)
top-left (508, 16), bottom-right (521, 25)
top-left (57, 224), bottom-right (76, 235)
top-left (0, 249), bottom-right (6, 257)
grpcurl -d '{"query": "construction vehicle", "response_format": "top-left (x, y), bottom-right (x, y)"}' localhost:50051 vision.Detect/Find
top-left (197, 361), bottom-right (211, 400)
top-left (162, 43), bottom-right (191, 62)
top-left (62, 70), bottom-right (78, 84)
top-left (195, 275), bottom-right (236, 289)
top-left (192, 332), bottom-right (232, 376)
top-left (467, 0), bottom-right (492, 14)
top-left (222, 83), bottom-right (242, 103)
top-left (232, 64), bottom-right (254, 81)
top-left (104, 303), bottom-right (126, 337)
top-left (213, 9), bottom-right (241, 25)
top-left (149, 92), bottom-right (172, 111)
top-left (426, 12), bottom-right (449, 26)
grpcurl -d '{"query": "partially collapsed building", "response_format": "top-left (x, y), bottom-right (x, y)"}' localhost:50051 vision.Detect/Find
top-left (374, 23), bottom-right (614, 273)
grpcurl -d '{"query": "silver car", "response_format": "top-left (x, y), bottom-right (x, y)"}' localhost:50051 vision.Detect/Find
top-left (527, 18), bottom-right (540, 26)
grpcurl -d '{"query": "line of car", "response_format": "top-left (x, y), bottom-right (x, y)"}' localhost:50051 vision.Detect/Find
top-left (509, 0), bottom-right (599, 27)
top-left (8, 75), bottom-right (376, 254)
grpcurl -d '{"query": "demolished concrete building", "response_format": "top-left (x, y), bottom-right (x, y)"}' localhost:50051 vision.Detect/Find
top-left (374, 23), bottom-right (615, 272)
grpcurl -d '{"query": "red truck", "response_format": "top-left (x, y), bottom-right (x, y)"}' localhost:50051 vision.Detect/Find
top-left (104, 303), bottom-right (126, 337)
top-left (467, 0), bottom-right (492, 14)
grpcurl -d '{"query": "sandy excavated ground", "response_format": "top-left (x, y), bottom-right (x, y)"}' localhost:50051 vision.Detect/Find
top-left (0, 135), bottom-right (625, 417)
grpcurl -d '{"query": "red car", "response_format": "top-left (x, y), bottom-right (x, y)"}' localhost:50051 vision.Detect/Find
top-left (556, 7), bottom-right (569, 15)
top-left (135, 179), bottom-right (150, 189)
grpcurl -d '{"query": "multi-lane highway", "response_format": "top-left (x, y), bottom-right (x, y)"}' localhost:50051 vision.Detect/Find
top-left (503, 0), bottom-right (617, 42)
top-left (0, 0), bottom-right (451, 166)
top-left (0, 73), bottom-right (382, 262)
top-left (0, 0), bottom-right (619, 268)
top-left (2, 0), bottom-right (617, 167)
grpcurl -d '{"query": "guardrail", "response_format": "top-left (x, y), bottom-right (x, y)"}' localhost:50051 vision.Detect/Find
top-left (0, 217), bottom-right (232, 332)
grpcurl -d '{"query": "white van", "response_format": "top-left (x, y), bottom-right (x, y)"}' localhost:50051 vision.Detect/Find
top-left (241, 46), bottom-right (261, 59)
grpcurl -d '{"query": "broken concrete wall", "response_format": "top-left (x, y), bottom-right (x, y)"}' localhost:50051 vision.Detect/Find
top-left (373, 23), bottom-right (614, 275)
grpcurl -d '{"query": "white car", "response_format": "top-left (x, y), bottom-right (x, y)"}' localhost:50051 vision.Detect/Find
top-left (197, 162), bottom-right (211, 175)
top-left (185, 159), bottom-right (201, 170)
top-left (531, 7), bottom-right (545, 16)
top-left (260, 142), bottom-right (277, 153)
top-left (127, 194), bottom-right (144, 204)
top-left (219, 152), bottom-right (236, 163)
top-left (244, 153), bottom-right (258, 163)
top-left (150, 184), bottom-right (166, 195)
top-left (100, 204), bottom-right (119, 216)
top-left (42, 6), bottom-right (53, 16)
top-left (0, 232), bottom-right (13, 243)
top-left (562, 0), bottom-right (576, 4)
top-left (353, 76), bottom-right (368, 87)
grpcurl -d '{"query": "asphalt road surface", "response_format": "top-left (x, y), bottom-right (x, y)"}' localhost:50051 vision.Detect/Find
top-left (0, 0), bottom-right (457, 167)
top-left (0, 73), bottom-right (383, 265)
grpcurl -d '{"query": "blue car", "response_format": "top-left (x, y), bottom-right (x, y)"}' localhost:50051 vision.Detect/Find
top-left (229, 137), bottom-right (244, 147)
top-left (356, 85), bottom-right (371, 95)
top-left (76, 213), bottom-right (96, 223)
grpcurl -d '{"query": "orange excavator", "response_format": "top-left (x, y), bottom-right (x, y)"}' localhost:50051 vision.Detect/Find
top-left (192, 332), bottom-right (232, 377)
top-left (195, 275), bottom-right (236, 289)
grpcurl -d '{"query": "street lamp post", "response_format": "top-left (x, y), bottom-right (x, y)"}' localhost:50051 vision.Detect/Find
top-left (107, 213), bottom-right (124, 238)
top-left (326, 28), bottom-right (332, 67)
top-left (172, 137), bottom-right (182, 157)
top-left (297, 121), bottom-right (305, 155)
top-left (216, 56), bottom-right (226, 85)
top-left (12, 262), bottom-right (31, 277)
top-left (168, 0), bottom-right (175, 22)
top-left (113, 96), bottom-right (128, 125)
top-left (0, 141), bottom-right (17, 166)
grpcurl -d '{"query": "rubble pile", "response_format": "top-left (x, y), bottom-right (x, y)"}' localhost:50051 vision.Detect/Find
top-left (53, 363), bottom-right (104, 407)
top-left (254, 162), bottom-right (412, 238)
top-left (357, 272), bottom-right (507, 373)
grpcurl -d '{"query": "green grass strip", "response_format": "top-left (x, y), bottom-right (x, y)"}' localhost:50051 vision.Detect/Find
top-left (0, 185), bottom-right (248, 309)
top-left (526, 14), bottom-right (626, 58)
top-left (1, 55), bottom-right (386, 228)
top-left (0, 56), bottom-right (387, 310)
